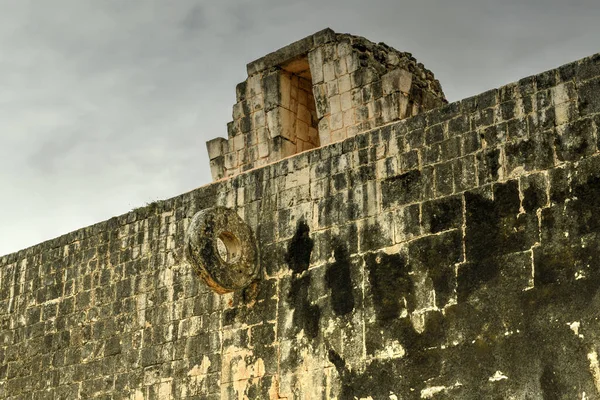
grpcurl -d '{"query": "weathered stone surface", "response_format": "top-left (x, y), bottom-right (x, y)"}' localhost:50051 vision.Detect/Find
top-left (207, 28), bottom-right (446, 181)
top-left (3, 32), bottom-right (600, 399)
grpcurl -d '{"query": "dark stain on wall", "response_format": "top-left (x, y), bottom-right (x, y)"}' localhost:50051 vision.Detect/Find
top-left (285, 221), bottom-right (320, 338)
top-left (409, 231), bottom-right (461, 309)
top-left (540, 364), bottom-right (567, 400)
top-left (422, 195), bottom-right (462, 234)
top-left (325, 163), bottom-right (600, 398)
top-left (325, 241), bottom-right (355, 316)
top-left (364, 252), bottom-right (413, 321)
top-left (459, 181), bottom-right (537, 302)
top-left (328, 346), bottom-right (443, 400)
top-left (381, 169), bottom-right (422, 209)
top-left (285, 221), bottom-right (313, 275)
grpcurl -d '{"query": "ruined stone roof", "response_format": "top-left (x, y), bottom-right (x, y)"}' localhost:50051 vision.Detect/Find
top-left (207, 28), bottom-right (447, 181)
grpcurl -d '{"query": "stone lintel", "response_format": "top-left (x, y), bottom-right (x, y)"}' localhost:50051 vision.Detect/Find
top-left (246, 28), bottom-right (336, 76)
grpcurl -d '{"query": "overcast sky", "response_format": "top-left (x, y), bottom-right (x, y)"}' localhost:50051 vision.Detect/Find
top-left (1, 0), bottom-right (599, 256)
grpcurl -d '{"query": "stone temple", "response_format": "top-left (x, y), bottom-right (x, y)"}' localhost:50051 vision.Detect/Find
top-left (2, 28), bottom-right (600, 399)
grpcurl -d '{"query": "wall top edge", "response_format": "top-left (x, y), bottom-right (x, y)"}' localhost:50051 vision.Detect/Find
top-left (2, 50), bottom-right (598, 262)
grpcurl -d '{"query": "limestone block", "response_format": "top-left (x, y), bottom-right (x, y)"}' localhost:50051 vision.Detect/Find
top-left (299, 76), bottom-right (312, 92)
top-left (381, 94), bottom-right (399, 122)
top-left (232, 102), bottom-right (245, 120)
top-left (355, 106), bottom-right (368, 123)
top-left (233, 134), bottom-right (245, 152)
top-left (324, 61), bottom-right (336, 82)
top-left (258, 141), bottom-right (269, 158)
top-left (246, 145), bottom-right (258, 165)
top-left (320, 131), bottom-right (331, 147)
top-left (298, 104), bottom-right (311, 124)
top-left (250, 94), bottom-right (264, 112)
top-left (330, 95), bottom-right (341, 114)
top-left (343, 109), bottom-right (355, 127)
top-left (341, 91), bottom-right (353, 111)
top-left (290, 97), bottom-right (298, 115)
top-left (331, 112), bottom-right (344, 131)
top-left (247, 74), bottom-right (262, 97)
top-left (398, 94), bottom-right (410, 119)
top-left (345, 54), bottom-right (359, 74)
top-left (313, 84), bottom-right (329, 117)
top-left (280, 74), bottom-right (292, 110)
top-left (337, 41), bottom-right (353, 57)
top-left (338, 74), bottom-right (351, 94)
top-left (254, 157), bottom-right (267, 167)
top-left (254, 110), bottom-right (265, 128)
top-left (224, 152), bottom-right (238, 169)
top-left (552, 83), bottom-right (574, 105)
top-left (256, 127), bottom-right (268, 144)
top-left (331, 128), bottom-right (345, 143)
top-left (296, 120), bottom-right (309, 142)
top-left (298, 89), bottom-right (307, 107)
top-left (382, 69), bottom-right (413, 95)
top-left (327, 81), bottom-right (339, 97)
top-left (262, 71), bottom-right (282, 111)
top-left (555, 102), bottom-right (577, 126)
top-left (235, 81), bottom-right (247, 102)
top-left (302, 140), bottom-right (315, 151)
top-left (266, 107), bottom-right (297, 141)
top-left (209, 156), bottom-right (225, 180)
top-left (206, 137), bottom-right (227, 160)
top-left (335, 58), bottom-right (348, 77)
top-left (308, 48), bottom-right (324, 84)
top-left (347, 124), bottom-right (359, 138)
top-left (269, 137), bottom-right (296, 161)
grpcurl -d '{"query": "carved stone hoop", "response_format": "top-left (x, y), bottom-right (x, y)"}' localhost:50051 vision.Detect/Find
top-left (185, 207), bottom-right (258, 294)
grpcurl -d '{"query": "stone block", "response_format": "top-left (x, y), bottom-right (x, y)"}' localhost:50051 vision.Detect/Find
top-left (295, 120), bottom-right (309, 142)
top-left (261, 71), bottom-right (282, 111)
top-left (323, 61), bottom-right (336, 82)
top-left (334, 58), bottom-right (348, 77)
top-left (382, 68), bottom-right (412, 95)
top-left (206, 138), bottom-right (227, 160)
top-left (308, 48), bottom-right (324, 84)
top-left (341, 91), bottom-right (353, 111)
top-left (578, 76), bottom-right (600, 116)
top-left (338, 74), bottom-right (351, 93)
top-left (331, 112), bottom-right (344, 131)
top-left (505, 134), bottom-right (555, 177)
top-left (552, 82), bottom-right (576, 105)
top-left (280, 73), bottom-right (292, 110)
top-left (266, 107), bottom-right (296, 141)
top-left (224, 152), bottom-right (238, 169)
top-left (233, 134), bottom-right (245, 151)
top-left (342, 109), bottom-right (355, 128)
top-left (554, 118), bottom-right (595, 162)
top-left (381, 169), bottom-right (422, 209)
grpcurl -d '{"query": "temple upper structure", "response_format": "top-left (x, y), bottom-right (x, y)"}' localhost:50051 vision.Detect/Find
top-left (206, 28), bottom-right (446, 180)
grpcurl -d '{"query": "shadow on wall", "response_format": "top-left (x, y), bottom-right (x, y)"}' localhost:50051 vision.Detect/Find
top-left (277, 165), bottom-right (600, 399)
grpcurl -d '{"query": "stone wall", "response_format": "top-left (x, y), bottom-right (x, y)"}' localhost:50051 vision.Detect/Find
top-left (207, 29), bottom-right (446, 181)
top-left (2, 40), bottom-right (600, 399)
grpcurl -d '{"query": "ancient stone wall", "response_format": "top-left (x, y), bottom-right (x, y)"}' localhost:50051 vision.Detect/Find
top-left (2, 36), bottom-right (600, 399)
